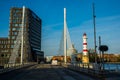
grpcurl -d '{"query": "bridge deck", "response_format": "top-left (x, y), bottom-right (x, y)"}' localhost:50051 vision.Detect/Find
top-left (0, 64), bottom-right (95, 80)
top-left (0, 64), bottom-right (120, 80)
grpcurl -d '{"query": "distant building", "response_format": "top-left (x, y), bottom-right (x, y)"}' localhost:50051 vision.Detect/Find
top-left (0, 38), bottom-right (10, 56)
top-left (0, 38), bottom-right (10, 65)
top-left (0, 7), bottom-right (43, 65)
top-left (67, 44), bottom-right (77, 56)
top-left (98, 53), bottom-right (120, 62)
top-left (45, 56), bottom-right (53, 63)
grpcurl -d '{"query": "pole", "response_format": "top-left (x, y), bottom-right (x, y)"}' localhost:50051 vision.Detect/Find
top-left (102, 51), bottom-right (104, 70)
top-left (92, 3), bottom-right (97, 63)
top-left (21, 6), bottom-right (25, 65)
top-left (64, 8), bottom-right (67, 64)
top-left (99, 36), bottom-right (101, 69)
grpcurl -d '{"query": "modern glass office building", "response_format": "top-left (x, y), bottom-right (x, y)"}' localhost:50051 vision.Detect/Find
top-left (0, 7), bottom-right (43, 64)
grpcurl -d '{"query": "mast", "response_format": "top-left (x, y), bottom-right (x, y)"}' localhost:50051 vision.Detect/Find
top-left (93, 3), bottom-right (97, 63)
top-left (64, 8), bottom-right (67, 63)
top-left (21, 6), bottom-right (25, 65)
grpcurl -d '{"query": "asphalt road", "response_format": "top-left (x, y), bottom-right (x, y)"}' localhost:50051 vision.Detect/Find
top-left (0, 64), bottom-right (98, 80)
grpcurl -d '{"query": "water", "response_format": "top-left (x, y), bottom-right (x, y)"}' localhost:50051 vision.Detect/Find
top-left (74, 62), bottom-right (120, 71)
top-left (104, 63), bottom-right (120, 70)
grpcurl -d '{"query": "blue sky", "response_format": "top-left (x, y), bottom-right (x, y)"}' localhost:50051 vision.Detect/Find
top-left (0, 0), bottom-right (120, 56)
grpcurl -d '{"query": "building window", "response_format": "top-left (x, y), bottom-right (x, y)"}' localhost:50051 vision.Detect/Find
top-left (19, 24), bottom-right (22, 27)
top-left (12, 19), bottom-right (17, 23)
top-left (1, 45), bottom-right (3, 48)
top-left (8, 41), bottom-right (10, 44)
top-left (14, 41), bottom-right (16, 44)
top-left (4, 45), bottom-right (6, 48)
top-left (15, 10), bottom-right (19, 13)
top-left (12, 28), bottom-right (16, 31)
top-left (16, 28), bottom-right (21, 31)
top-left (15, 23), bottom-right (18, 26)
top-left (12, 36), bottom-right (15, 39)
top-left (13, 32), bottom-right (17, 35)
top-left (18, 20), bottom-right (22, 23)
top-left (7, 45), bottom-right (9, 48)
top-left (1, 54), bottom-right (4, 57)
top-left (11, 45), bottom-right (14, 48)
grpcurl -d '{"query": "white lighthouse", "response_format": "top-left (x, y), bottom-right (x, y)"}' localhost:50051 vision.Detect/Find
top-left (82, 33), bottom-right (89, 63)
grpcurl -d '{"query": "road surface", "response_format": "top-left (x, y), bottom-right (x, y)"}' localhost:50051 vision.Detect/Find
top-left (0, 64), bottom-right (99, 80)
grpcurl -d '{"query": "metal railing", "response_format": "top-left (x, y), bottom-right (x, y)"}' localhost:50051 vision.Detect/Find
top-left (61, 62), bottom-right (120, 79)
top-left (0, 62), bottom-right (36, 74)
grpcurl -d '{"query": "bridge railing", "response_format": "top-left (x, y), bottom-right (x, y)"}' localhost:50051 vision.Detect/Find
top-left (0, 62), bottom-right (36, 74)
top-left (61, 62), bottom-right (120, 78)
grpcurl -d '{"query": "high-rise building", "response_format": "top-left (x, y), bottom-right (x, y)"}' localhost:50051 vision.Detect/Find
top-left (0, 7), bottom-right (43, 64)
top-left (9, 7), bottom-right (43, 62)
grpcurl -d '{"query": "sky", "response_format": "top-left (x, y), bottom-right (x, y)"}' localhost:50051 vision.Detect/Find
top-left (0, 0), bottom-right (120, 56)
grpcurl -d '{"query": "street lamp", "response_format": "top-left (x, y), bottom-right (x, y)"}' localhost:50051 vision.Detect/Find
top-left (99, 45), bottom-right (108, 70)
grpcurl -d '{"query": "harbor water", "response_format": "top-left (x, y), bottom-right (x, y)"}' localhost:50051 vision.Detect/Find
top-left (104, 63), bottom-right (120, 70)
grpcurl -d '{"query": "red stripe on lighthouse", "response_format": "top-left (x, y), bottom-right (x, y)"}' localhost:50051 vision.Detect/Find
top-left (83, 43), bottom-right (87, 45)
top-left (83, 49), bottom-right (88, 52)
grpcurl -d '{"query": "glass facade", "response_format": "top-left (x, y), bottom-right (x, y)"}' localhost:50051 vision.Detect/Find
top-left (0, 7), bottom-right (43, 64)
top-left (9, 7), bottom-right (43, 62)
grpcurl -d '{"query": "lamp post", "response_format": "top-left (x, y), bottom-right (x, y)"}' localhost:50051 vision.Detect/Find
top-left (99, 45), bottom-right (108, 70)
